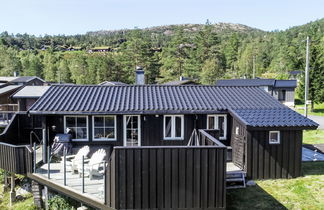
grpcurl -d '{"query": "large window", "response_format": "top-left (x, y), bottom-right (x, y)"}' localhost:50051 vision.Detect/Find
top-left (207, 114), bottom-right (227, 140)
top-left (164, 115), bottom-right (184, 140)
top-left (93, 116), bottom-right (116, 141)
top-left (269, 131), bottom-right (280, 144)
top-left (64, 116), bottom-right (88, 141)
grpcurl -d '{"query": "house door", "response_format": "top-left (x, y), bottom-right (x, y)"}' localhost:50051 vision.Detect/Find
top-left (124, 115), bottom-right (141, 146)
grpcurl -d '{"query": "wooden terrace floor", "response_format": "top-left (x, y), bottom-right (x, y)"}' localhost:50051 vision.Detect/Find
top-left (35, 162), bottom-right (105, 202)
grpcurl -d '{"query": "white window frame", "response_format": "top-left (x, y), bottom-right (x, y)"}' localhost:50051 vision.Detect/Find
top-left (207, 114), bottom-right (227, 140)
top-left (123, 115), bottom-right (141, 146)
top-left (163, 115), bottom-right (184, 140)
top-left (269, 131), bottom-right (280, 144)
top-left (64, 115), bottom-right (89, 141)
top-left (92, 115), bottom-right (117, 141)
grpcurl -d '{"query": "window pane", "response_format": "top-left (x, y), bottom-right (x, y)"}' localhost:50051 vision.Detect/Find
top-left (77, 117), bottom-right (87, 127)
top-left (208, 116), bottom-right (215, 129)
top-left (105, 128), bottom-right (115, 139)
top-left (165, 117), bottom-right (172, 137)
top-left (94, 117), bottom-right (104, 127)
top-left (66, 117), bottom-right (75, 127)
top-left (175, 116), bottom-right (182, 137)
top-left (270, 132), bottom-right (278, 141)
top-left (68, 128), bottom-right (76, 139)
top-left (105, 116), bottom-right (115, 127)
top-left (218, 116), bottom-right (225, 137)
top-left (127, 116), bottom-right (138, 129)
top-left (76, 127), bottom-right (87, 139)
top-left (94, 128), bottom-right (104, 139)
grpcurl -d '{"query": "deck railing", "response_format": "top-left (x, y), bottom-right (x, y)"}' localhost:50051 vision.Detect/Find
top-left (196, 129), bottom-right (225, 147)
top-left (106, 145), bottom-right (227, 209)
top-left (0, 142), bottom-right (32, 174)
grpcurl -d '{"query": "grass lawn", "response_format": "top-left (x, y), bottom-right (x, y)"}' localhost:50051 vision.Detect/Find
top-left (303, 130), bottom-right (324, 145)
top-left (227, 162), bottom-right (324, 210)
top-left (0, 184), bottom-right (36, 210)
top-left (295, 103), bottom-right (324, 116)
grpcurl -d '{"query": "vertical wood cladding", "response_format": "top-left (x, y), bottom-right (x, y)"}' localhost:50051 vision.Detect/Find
top-left (107, 147), bottom-right (226, 210)
top-left (231, 119), bottom-right (247, 170)
top-left (246, 130), bottom-right (302, 179)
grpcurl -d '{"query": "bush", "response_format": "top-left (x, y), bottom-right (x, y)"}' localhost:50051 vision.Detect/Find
top-left (48, 195), bottom-right (75, 210)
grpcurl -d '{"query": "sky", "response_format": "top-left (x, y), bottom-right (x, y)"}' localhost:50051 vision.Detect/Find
top-left (0, 0), bottom-right (324, 36)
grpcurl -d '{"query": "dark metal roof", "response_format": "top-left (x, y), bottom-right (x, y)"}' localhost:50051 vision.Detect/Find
top-left (216, 79), bottom-right (275, 86)
top-left (216, 79), bottom-right (297, 89)
top-left (29, 85), bottom-right (283, 114)
top-left (10, 76), bottom-right (45, 83)
top-left (230, 108), bottom-right (318, 128)
top-left (289, 70), bottom-right (302, 75)
top-left (274, 80), bottom-right (297, 88)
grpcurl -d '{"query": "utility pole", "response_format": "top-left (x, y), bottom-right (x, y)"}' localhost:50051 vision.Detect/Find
top-left (252, 55), bottom-right (256, 78)
top-left (304, 36), bottom-right (310, 117)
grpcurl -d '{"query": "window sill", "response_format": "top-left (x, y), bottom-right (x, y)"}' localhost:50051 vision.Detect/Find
top-left (71, 139), bottom-right (88, 142)
top-left (93, 139), bottom-right (117, 141)
top-left (163, 138), bottom-right (184, 141)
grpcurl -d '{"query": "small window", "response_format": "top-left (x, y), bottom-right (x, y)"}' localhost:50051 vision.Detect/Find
top-left (64, 116), bottom-right (88, 141)
top-left (207, 115), bottom-right (227, 140)
top-left (93, 116), bottom-right (116, 141)
top-left (164, 115), bottom-right (184, 140)
top-left (235, 126), bottom-right (240, 135)
top-left (269, 131), bottom-right (280, 144)
top-left (278, 90), bottom-right (286, 101)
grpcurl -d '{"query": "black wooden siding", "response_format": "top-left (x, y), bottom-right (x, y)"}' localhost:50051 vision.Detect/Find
top-left (107, 146), bottom-right (226, 210)
top-left (246, 130), bottom-right (302, 179)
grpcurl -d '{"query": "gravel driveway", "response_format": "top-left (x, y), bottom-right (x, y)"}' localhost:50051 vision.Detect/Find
top-left (307, 115), bottom-right (324, 129)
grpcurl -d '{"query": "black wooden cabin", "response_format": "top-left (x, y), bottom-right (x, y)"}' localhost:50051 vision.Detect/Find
top-left (0, 84), bottom-right (318, 209)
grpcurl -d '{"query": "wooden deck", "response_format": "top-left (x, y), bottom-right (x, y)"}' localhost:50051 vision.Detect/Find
top-left (34, 162), bottom-right (105, 203)
top-left (226, 162), bottom-right (244, 173)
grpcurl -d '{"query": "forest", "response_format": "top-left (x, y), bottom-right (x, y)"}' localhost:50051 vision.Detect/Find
top-left (0, 19), bottom-right (323, 104)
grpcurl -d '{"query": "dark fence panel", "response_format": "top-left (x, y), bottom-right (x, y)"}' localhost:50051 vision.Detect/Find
top-left (0, 143), bottom-right (32, 174)
top-left (107, 146), bottom-right (226, 209)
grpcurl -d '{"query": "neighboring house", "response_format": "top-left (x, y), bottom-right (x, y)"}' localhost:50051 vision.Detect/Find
top-left (163, 76), bottom-right (198, 85)
top-left (9, 76), bottom-right (45, 86)
top-left (11, 86), bottom-right (50, 111)
top-left (0, 76), bottom-right (46, 127)
top-left (0, 85), bottom-right (22, 126)
top-left (289, 70), bottom-right (302, 80)
top-left (216, 79), bottom-right (297, 107)
top-left (98, 81), bottom-right (128, 86)
top-left (0, 84), bottom-right (317, 209)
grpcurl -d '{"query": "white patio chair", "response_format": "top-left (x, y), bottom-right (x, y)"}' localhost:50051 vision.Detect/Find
top-left (62, 146), bottom-right (90, 174)
top-left (78, 149), bottom-right (106, 180)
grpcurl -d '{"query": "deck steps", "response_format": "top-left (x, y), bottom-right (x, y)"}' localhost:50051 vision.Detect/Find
top-left (226, 171), bottom-right (246, 189)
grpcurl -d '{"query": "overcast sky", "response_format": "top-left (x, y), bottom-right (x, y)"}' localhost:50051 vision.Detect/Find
top-left (1, 0), bottom-right (323, 36)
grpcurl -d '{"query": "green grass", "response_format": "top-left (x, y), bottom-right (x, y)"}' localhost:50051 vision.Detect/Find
top-left (303, 130), bottom-right (324, 144)
top-left (0, 184), bottom-right (36, 210)
top-left (227, 162), bottom-right (324, 210)
top-left (295, 103), bottom-right (324, 116)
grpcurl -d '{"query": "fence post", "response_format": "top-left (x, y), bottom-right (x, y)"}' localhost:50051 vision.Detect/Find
top-left (82, 155), bottom-right (85, 193)
top-left (64, 149), bottom-right (66, 186)
top-left (47, 146), bottom-right (50, 179)
top-left (104, 162), bottom-right (107, 204)
top-left (33, 142), bottom-right (36, 173)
